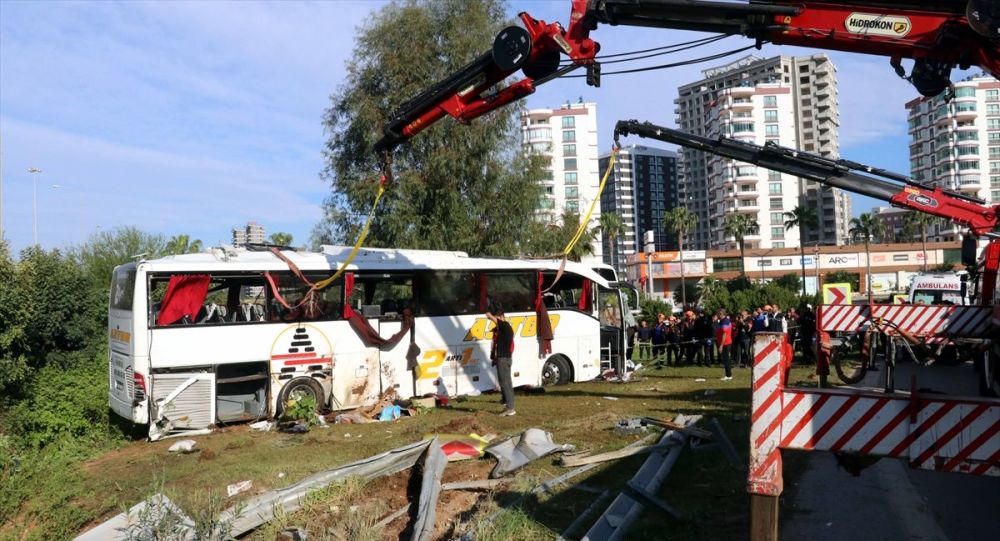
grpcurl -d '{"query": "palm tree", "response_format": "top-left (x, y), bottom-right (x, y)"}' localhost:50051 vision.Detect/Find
top-left (269, 232), bottom-right (294, 247)
top-left (559, 211), bottom-right (596, 262)
top-left (723, 214), bottom-right (759, 272)
top-left (784, 205), bottom-right (819, 297)
top-left (165, 234), bottom-right (203, 255)
top-left (901, 211), bottom-right (938, 272)
top-left (599, 213), bottom-right (625, 274)
top-left (696, 275), bottom-right (725, 306)
top-left (849, 213), bottom-right (887, 302)
top-left (662, 206), bottom-right (697, 308)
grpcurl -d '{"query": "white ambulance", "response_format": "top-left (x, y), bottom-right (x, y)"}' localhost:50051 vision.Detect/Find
top-left (907, 272), bottom-right (969, 305)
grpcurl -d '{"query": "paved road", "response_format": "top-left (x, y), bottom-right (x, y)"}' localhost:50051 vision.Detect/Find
top-left (781, 360), bottom-right (1000, 541)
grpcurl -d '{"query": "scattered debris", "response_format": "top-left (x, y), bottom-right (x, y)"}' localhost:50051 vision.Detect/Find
top-left (410, 438), bottom-right (446, 541)
top-left (375, 503), bottom-right (411, 529)
top-left (249, 420), bottom-right (274, 432)
top-left (279, 421), bottom-right (310, 434)
top-left (379, 405), bottom-right (403, 421)
top-left (559, 441), bottom-right (673, 468)
top-left (484, 428), bottom-right (573, 478)
top-left (707, 418), bottom-right (743, 468)
top-left (276, 527), bottom-right (308, 541)
top-left (532, 432), bottom-right (659, 496)
top-left (440, 479), bottom-right (509, 491)
top-left (435, 433), bottom-right (492, 462)
top-left (602, 396), bottom-right (619, 401)
top-left (583, 414), bottom-right (702, 540)
top-left (167, 440), bottom-right (197, 454)
top-left (333, 411), bottom-right (370, 424)
top-left (218, 439), bottom-right (433, 537)
top-left (74, 494), bottom-right (194, 541)
top-left (694, 378), bottom-right (706, 382)
top-left (315, 414), bottom-right (328, 427)
top-left (613, 418), bottom-right (648, 436)
top-left (410, 396), bottom-right (436, 409)
top-left (640, 417), bottom-right (713, 440)
top-left (557, 490), bottom-right (611, 541)
top-left (703, 389), bottom-right (717, 396)
top-left (227, 480), bottom-right (253, 497)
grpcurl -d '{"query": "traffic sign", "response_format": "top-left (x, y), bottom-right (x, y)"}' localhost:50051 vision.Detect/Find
top-left (822, 282), bottom-right (851, 304)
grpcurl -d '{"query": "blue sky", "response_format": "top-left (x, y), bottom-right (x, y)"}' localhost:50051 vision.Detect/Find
top-left (1, 0), bottom-right (931, 253)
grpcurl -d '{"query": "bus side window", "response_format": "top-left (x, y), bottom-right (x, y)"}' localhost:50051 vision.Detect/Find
top-left (349, 274), bottom-right (413, 321)
top-left (484, 272), bottom-right (534, 313)
top-left (417, 271), bottom-right (479, 317)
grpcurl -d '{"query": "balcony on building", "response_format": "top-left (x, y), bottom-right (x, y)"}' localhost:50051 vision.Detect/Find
top-left (728, 85), bottom-right (756, 97)
top-left (729, 98), bottom-right (754, 111)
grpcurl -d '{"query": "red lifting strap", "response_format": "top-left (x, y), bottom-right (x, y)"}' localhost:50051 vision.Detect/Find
top-left (536, 271), bottom-right (553, 355)
top-left (156, 274), bottom-right (210, 326)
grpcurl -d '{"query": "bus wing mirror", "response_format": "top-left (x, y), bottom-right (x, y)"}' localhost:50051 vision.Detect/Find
top-left (961, 236), bottom-right (977, 267)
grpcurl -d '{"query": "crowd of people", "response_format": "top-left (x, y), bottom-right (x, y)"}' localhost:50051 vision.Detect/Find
top-left (631, 303), bottom-right (816, 380)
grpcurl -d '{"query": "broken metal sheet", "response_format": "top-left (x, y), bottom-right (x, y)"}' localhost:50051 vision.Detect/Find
top-left (410, 437), bottom-right (446, 541)
top-left (484, 428), bottom-right (573, 478)
top-left (531, 432), bottom-right (660, 495)
top-left (220, 439), bottom-right (432, 537)
top-left (75, 494), bottom-right (195, 541)
top-left (582, 414), bottom-right (702, 541)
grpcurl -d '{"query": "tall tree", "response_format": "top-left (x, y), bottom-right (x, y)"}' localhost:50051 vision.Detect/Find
top-left (849, 213), bottom-right (887, 301)
top-left (269, 232), bottom-right (294, 247)
top-left (316, 0), bottom-right (544, 257)
top-left (784, 205), bottom-right (819, 296)
top-left (599, 213), bottom-right (625, 272)
top-left (662, 206), bottom-right (697, 308)
top-left (72, 226), bottom-right (166, 287)
top-left (723, 213), bottom-right (759, 273)
top-left (165, 234), bottom-right (203, 255)
top-left (901, 211), bottom-right (938, 272)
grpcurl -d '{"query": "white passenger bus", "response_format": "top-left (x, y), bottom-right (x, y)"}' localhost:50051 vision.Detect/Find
top-left (108, 246), bottom-right (632, 439)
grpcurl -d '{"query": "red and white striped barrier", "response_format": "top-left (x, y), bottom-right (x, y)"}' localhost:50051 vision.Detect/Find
top-left (818, 304), bottom-right (991, 338)
top-left (748, 333), bottom-right (1000, 497)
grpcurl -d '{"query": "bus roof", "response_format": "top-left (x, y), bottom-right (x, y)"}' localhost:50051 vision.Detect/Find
top-left (135, 245), bottom-right (614, 287)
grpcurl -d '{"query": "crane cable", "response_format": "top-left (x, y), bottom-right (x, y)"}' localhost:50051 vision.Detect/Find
top-left (312, 156), bottom-right (391, 291)
top-left (543, 144), bottom-right (619, 292)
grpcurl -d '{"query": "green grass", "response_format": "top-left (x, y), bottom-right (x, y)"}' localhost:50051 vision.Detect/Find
top-left (2, 364), bottom-right (820, 540)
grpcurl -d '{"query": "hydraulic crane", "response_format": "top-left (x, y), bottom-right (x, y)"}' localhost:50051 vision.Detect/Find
top-left (375, 0), bottom-right (999, 153)
top-left (610, 119), bottom-right (1000, 302)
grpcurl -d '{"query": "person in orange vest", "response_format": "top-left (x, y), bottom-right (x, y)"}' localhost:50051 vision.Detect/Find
top-left (716, 309), bottom-right (734, 381)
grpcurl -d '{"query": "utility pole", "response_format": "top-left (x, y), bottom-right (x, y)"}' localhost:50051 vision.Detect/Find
top-left (28, 167), bottom-right (42, 245)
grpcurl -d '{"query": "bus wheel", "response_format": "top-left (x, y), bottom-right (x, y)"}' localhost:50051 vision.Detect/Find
top-left (542, 356), bottom-right (571, 387)
top-left (277, 377), bottom-right (325, 417)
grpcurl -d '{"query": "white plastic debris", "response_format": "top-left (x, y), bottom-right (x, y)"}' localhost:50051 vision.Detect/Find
top-left (167, 440), bottom-right (197, 453)
top-left (316, 414), bottom-right (329, 427)
top-left (695, 378), bottom-right (706, 382)
top-left (227, 480), bottom-right (253, 497)
top-left (602, 396), bottom-right (619, 401)
top-left (249, 420), bottom-right (273, 432)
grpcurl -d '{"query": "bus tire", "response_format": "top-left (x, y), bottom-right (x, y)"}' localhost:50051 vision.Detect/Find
top-left (277, 377), bottom-right (325, 417)
top-left (542, 356), bottom-right (572, 387)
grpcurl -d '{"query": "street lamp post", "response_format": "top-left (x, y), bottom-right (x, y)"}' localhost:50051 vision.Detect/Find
top-left (27, 167), bottom-right (42, 245)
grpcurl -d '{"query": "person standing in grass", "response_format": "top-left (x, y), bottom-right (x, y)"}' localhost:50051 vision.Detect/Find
top-left (487, 303), bottom-right (516, 417)
top-left (716, 309), bottom-right (734, 380)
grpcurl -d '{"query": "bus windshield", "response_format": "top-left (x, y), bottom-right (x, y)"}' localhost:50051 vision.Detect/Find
top-left (110, 265), bottom-right (137, 311)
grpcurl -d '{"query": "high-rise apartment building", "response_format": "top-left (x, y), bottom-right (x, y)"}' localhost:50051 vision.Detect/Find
top-left (906, 75), bottom-right (1000, 242)
top-left (675, 54), bottom-right (851, 250)
top-left (232, 221), bottom-right (266, 246)
top-left (521, 101), bottom-right (602, 258)
top-left (599, 145), bottom-right (678, 275)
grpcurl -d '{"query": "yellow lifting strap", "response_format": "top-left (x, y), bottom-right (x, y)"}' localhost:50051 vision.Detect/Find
top-left (544, 145), bottom-right (619, 292)
top-left (313, 175), bottom-right (388, 291)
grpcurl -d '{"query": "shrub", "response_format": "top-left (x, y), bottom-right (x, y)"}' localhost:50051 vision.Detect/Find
top-left (8, 351), bottom-right (121, 448)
